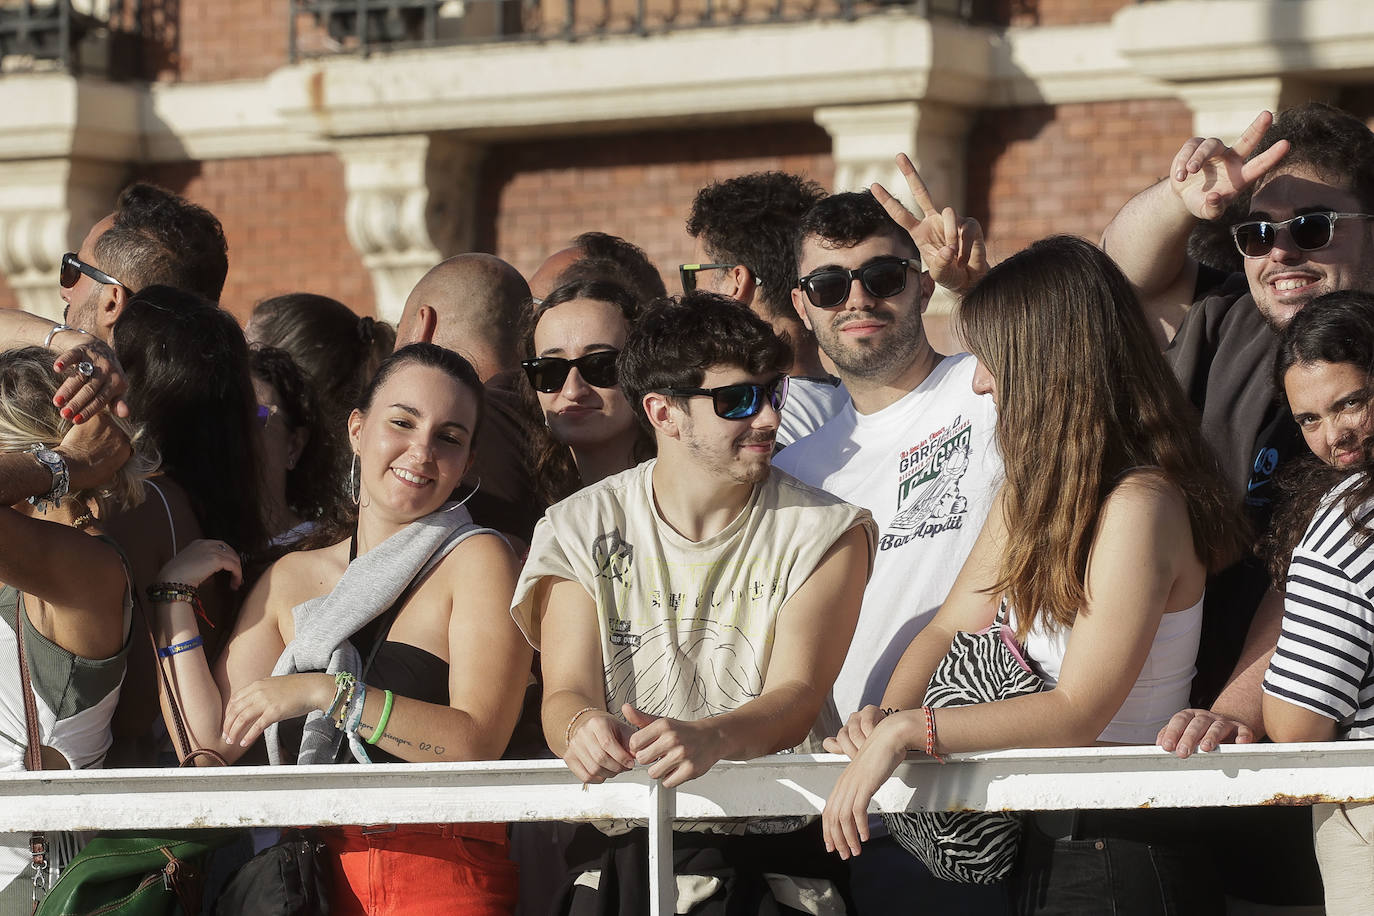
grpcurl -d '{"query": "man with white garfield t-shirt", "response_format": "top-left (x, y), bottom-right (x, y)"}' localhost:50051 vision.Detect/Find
top-left (772, 163), bottom-right (1006, 914)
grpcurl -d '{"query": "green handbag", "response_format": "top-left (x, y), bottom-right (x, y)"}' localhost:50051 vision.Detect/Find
top-left (34, 831), bottom-right (240, 916)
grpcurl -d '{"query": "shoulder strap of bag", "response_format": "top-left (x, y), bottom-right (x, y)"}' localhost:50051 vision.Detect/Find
top-left (139, 586), bottom-right (227, 768)
top-left (16, 593), bottom-right (49, 911)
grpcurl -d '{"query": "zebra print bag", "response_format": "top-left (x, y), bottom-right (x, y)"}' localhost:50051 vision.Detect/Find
top-left (882, 603), bottom-right (1043, 884)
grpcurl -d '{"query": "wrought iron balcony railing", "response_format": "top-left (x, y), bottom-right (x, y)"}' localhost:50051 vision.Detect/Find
top-left (0, 0), bottom-right (141, 76)
top-left (288, 0), bottom-right (990, 61)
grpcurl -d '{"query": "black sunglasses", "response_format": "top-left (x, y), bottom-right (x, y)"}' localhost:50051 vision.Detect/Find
top-left (797, 257), bottom-right (917, 309)
top-left (660, 375), bottom-right (789, 420)
top-left (1230, 212), bottom-right (1374, 259)
top-left (521, 350), bottom-right (620, 393)
top-left (679, 263), bottom-right (735, 295)
top-left (60, 252), bottom-right (125, 290)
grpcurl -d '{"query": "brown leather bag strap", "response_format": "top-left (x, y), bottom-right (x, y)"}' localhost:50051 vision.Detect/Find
top-left (16, 596), bottom-right (42, 773)
top-left (15, 594), bottom-right (49, 909)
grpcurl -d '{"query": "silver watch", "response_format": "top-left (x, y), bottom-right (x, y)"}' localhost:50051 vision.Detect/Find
top-left (27, 446), bottom-right (70, 512)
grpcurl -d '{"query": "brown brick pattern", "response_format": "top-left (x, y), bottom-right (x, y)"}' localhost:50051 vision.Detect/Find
top-left (967, 98), bottom-right (1194, 260)
top-left (474, 122), bottom-right (835, 294)
top-left (132, 155), bottom-right (376, 323)
top-left (1004, 0), bottom-right (1132, 26)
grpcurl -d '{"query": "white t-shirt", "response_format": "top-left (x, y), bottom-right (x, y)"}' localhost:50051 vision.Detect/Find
top-left (1263, 476), bottom-right (1374, 739)
top-left (777, 375), bottom-right (848, 448)
top-left (773, 353), bottom-right (1002, 718)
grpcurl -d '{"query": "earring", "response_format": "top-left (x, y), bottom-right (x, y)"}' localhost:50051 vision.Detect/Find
top-left (349, 453), bottom-right (360, 505)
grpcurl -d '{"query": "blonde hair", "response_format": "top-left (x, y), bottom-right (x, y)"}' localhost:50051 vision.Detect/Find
top-left (959, 237), bottom-right (1244, 640)
top-left (0, 347), bottom-right (158, 513)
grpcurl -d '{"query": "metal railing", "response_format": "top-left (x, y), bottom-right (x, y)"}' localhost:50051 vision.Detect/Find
top-left (286, 0), bottom-right (991, 60)
top-left (0, 0), bottom-right (140, 76)
top-left (7, 743), bottom-right (1374, 916)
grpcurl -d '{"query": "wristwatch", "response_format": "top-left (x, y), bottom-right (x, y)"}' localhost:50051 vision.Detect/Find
top-left (27, 446), bottom-right (70, 512)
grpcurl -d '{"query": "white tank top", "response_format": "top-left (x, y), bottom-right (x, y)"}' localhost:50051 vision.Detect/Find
top-left (1015, 596), bottom-right (1203, 744)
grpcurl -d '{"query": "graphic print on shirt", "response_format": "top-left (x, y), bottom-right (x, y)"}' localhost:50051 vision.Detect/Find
top-left (884, 417), bottom-right (973, 549)
top-left (606, 618), bottom-right (762, 719)
top-left (592, 528), bottom-right (634, 584)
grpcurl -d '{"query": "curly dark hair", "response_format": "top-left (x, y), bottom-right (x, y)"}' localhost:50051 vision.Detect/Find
top-left (687, 172), bottom-right (826, 319)
top-left (619, 292), bottom-right (793, 427)
top-left (1265, 289), bottom-right (1374, 585)
top-left (1254, 102), bottom-right (1374, 211)
top-left (249, 345), bottom-right (349, 530)
top-left (94, 183), bottom-right (228, 302)
top-left (113, 285), bottom-right (269, 556)
top-left (553, 232), bottom-right (667, 303)
top-left (520, 280), bottom-right (656, 504)
top-left (794, 190), bottom-right (918, 274)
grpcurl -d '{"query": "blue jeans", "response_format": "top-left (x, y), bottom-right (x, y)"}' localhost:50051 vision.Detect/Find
top-left (848, 835), bottom-right (1010, 916)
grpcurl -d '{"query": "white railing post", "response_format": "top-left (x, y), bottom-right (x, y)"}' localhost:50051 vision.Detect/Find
top-left (648, 779), bottom-right (675, 916)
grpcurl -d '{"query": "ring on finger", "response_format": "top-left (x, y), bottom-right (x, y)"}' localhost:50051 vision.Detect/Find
top-left (75, 361), bottom-right (95, 379)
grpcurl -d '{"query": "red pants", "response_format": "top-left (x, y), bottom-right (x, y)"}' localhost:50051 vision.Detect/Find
top-left (319, 823), bottom-right (518, 915)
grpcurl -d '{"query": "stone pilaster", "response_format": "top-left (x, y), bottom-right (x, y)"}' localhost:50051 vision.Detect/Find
top-left (334, 132), bottom-right (483, 323)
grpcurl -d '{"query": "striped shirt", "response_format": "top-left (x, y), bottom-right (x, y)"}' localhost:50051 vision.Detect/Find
top-left (1263, 476), bottom-right (1374, 738)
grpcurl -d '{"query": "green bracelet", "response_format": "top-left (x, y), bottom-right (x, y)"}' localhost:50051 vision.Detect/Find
top-left (366, 689), bottom-right (395, 746)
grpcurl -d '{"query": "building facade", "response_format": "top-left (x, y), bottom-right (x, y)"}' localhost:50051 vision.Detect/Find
top-left (0, 0), bottom-right (1370, 324)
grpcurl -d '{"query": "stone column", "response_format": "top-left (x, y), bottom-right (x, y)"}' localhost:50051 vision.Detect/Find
top-left (814, 100), bottom-right (974, 214)
top-left (1175, 77), bottom-right (1335, 142)
top-left (334, 132), bottom-right (484, 323)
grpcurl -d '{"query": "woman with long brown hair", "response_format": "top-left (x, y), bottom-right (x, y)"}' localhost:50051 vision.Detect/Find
top-left (822, 236), bottom-right (1244, 914)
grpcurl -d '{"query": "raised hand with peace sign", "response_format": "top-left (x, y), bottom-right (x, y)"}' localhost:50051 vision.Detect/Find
top-left (1168, 110), bottom-right (1291, 221)
top-left (871, 153), bottom-right (989, 295)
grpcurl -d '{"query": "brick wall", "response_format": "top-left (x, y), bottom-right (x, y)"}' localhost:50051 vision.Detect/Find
top-left (133, 155), bottom-right (376, 323)
top-left (1005, 0), bottom-right (1131, 26)
top-left (145, 0), bottom-right (293, 82)
top-left (967, 98), bottom-right (1194, 259)
top-left (474, 122), bottom-right (835, 294)
top-left (0, 272), bottom-right (16, 311)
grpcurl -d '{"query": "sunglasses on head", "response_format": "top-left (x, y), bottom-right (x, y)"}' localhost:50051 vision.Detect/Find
top-left (60, 252), bottom-right (125, 290)
top-left (660, 375), bottom-right (789, 420)
top-left (1230, 211), bottom-right (1374, 259)
top-left (797, 257), bottom-right (917, 309)
top-left (521, 350), bottom-right (620, 393)
top-left (678, 263), bottom-right (735, 295)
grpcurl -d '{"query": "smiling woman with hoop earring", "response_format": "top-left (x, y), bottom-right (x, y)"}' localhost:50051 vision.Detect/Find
top-left (149, 343), bottom-right (530, 915)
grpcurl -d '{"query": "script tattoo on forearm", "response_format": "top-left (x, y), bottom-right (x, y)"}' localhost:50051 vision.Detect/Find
top-left (384, 733), bottom-right (412, 747)
top-left (417, 740), bottom-right (446, 756)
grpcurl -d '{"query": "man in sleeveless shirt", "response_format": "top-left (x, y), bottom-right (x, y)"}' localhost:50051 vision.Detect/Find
top-left (512, 293), bottom-right (876, 915)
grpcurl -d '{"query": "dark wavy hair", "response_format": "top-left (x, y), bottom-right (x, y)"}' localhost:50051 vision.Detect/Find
top-left (1266, 290), bottom-right (1374, 584)
top-left (960, 236), bottom-right (1245, 640)
top-left (301, 343), bottom-right (487, 550)
top-left (94, 183), bottom-right (228, 302)
top-left (249, 345), bottom-right (349, 529)
top-left (113, 285), bottom-right (269, 555)
top-left (520, 279), bottom-right (656, 504)
top-left (1253, 102), bottom-right (1374, 211)
top-left (552, 232), bottom-right (667, 303)
top-left (688, 172), bottom-right (826, 319)
top-left (619, 292), bottom-right (793, 426)
top-left (794, 190), bottom-right (918, 276)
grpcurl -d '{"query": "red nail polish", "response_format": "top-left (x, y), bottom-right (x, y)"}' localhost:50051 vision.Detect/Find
top-left (53, 395), bottom-right (65, 406)
top-left (60, 408), bottom-right (72, 419)
top-left (72, 413), bottom-right (83, 423)
top-left (53, 362), bottom-right (64, 371)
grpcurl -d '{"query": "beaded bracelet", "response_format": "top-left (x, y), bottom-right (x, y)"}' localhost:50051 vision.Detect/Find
top-left (564, 705), bottom-right (599, 749)
top-left (146, 582), bottom-right (214, 629)
top-left (156, 635), bottom-right (204, 659)
top-left (366, 690), bottom-right (395, 746)
top-left (325, 672), bottom-right (356, 724)
top-left (922, 705), bottom-right (945, 764)
top-left (344, 683), bottom-right (368, 737)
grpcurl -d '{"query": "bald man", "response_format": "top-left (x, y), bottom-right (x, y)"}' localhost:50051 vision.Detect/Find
top-left (396, 254), bottom-right (544, 548)
top-left (396, 253), bottom-right (531, 380)
top-left (526, 231), bottom-right (667, 305)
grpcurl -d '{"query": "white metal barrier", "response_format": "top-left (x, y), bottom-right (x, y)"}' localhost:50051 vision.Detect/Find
top-left (6, 743), bottom-right (1373, 915)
